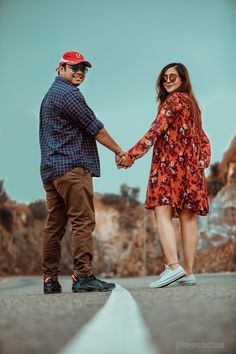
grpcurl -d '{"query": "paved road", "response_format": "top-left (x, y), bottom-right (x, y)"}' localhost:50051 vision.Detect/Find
top-left (0, 273), bottom-right (235, 354)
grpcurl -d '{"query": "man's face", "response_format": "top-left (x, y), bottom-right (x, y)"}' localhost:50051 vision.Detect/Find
top-left (59, 64), bottom-right (88, 86)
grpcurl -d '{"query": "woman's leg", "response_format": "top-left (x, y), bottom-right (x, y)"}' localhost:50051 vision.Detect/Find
top-left (179, 209), bottom-right (198, 275)
top-left (154, 205), bottom-right (179, 269)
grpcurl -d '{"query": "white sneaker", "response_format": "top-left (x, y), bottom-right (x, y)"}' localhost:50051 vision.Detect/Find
top-left (177, 273), bottom-right (196, 286)
top-left (149, 265), bottom-right (186, 288)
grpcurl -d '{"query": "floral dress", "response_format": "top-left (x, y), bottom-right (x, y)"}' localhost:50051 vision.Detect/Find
top-left (127, 91), bottom-right (211, 216)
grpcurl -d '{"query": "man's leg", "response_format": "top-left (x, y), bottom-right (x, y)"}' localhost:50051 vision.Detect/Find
top-left (54, 167), bottom-right (95, 277)
top-left (42, 182), bottom-right (68, 279)
top-left (54, 167), bottom-right (115, 292)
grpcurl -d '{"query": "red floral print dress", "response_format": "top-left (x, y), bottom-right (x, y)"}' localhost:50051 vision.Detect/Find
top-left (126, 91), bottom-right (211, 216)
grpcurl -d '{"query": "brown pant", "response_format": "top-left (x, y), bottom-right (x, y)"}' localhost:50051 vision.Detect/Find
top-left (42, 167), bottom-right (95, 278)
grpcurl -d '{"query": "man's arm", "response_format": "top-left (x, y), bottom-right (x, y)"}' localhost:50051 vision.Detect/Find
top-left (95, 127), bottom-right (124, 161)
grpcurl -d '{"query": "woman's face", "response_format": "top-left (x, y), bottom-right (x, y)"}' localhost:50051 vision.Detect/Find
top-left (162, 66), bottom-right (182, 93)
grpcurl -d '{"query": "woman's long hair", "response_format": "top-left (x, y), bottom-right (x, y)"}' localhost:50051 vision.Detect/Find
top-left (156, 63), bottom-right (202, 131)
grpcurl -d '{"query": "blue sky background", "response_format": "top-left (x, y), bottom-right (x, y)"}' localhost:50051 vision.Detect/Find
top-left (0, 0), bottom-right (236, 203)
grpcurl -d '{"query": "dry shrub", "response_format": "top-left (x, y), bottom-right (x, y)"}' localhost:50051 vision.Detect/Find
top-left (0, 206), bottom-right (13, 231)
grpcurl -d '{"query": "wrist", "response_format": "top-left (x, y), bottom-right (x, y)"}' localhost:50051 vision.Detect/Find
top-left (125, 153), bottom-right (134, 164)
top-left (115, 148), bottom-right (122, 155)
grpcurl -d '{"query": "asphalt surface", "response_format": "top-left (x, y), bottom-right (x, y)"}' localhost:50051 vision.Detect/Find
top-left (119, 274), bottom-right (236, 354)
top-left (0, 273), bottom-right (235, 354)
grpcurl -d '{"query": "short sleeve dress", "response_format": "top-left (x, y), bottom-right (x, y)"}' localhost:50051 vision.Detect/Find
top-left (127, 91), bottom-right (211, 217)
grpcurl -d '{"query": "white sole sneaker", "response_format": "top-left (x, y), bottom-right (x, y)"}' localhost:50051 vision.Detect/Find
top-left (177, 274), bottom-right (196, 286)
top-left (149, 265), bottom-right (186, 288)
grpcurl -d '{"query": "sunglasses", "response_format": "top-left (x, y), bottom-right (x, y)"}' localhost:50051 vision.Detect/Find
top-left (162, 73), bottom-right (178, 83)
top-left (68, 64), bottom-right (88, 74)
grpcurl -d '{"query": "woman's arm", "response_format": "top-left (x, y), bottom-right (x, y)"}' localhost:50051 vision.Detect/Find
top-left (126, 92), bottom-right (183, 162)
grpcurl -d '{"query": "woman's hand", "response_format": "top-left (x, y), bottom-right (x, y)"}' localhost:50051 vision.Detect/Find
top-left (198, 160), bottom-right (205, 170)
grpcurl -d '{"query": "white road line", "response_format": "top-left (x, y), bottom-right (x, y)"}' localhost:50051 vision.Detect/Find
top-left (59, 284), bottom-right (157, 354)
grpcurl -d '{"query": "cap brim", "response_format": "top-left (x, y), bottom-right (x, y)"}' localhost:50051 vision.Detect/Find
top-left (55, 59), bottom-right (92, 71)
top-left (75, 60), bottom-right (92, 68)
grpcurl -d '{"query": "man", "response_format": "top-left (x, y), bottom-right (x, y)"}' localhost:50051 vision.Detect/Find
top-left (40, 51), bottom-right (123, 294)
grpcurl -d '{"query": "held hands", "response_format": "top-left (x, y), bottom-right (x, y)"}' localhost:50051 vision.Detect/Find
top-left (118, 155), bottom-right (133, 168)
top-left (115, 151), bottom-right (133, 169)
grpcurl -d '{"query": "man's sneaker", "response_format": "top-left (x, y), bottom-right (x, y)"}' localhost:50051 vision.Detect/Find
top-left (72, 275), bottom-right (116, 293)
top-left (99, 279), bottom-right (116, 289)
top-left (44, 277), bottom-right (62, 294)
top-left (177, 273), bottom-right (196, 286)
top-left (149, 265), bottom-right (186, 288)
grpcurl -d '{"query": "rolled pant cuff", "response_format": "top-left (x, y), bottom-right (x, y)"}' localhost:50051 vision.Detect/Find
top-left (73, 271), bottom-right (93, 278)
top-left (43, 274), bottom-right (58, 281)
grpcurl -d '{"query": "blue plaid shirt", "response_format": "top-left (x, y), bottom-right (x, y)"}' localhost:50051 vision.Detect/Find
top-left (39, 76), bottom-right (104, 182)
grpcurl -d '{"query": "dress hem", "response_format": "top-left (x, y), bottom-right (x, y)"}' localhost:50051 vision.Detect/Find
top-left (144, 202), bottom-right (209, 217)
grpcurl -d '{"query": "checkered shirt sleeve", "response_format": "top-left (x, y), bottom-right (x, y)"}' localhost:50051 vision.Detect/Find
top-left (64, 90), bottom-right (104, 135)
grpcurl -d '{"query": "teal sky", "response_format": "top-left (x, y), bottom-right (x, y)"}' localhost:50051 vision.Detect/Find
top-left (1, 0), bottom-right (236, 203)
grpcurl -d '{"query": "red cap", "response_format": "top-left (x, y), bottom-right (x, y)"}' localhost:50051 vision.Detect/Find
top-left (56, 51), bottom-right (92, 71)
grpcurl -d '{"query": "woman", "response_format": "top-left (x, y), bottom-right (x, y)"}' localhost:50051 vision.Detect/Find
top-left (119, 63), bottom-right (211, 288)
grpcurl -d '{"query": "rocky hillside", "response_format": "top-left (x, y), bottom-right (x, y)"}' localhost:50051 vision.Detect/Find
top-left (0, 137), bottom-right (236, 277)
top-left (0, 186), bottom-right (165, 277)
top-left (219, 135), bottom-right (236, 184)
